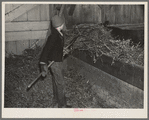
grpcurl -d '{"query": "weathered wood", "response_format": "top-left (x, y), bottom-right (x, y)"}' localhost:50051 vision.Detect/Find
top-left (5, 41), bottom-right (17, 55)
top-left (110, 6), bottom-right (116, 24)
top-left (40, 5), bottom-right (50, 21)
top-left (68, 5), bottom-right (76, 16)
top-left (72, 5), bottom-right (81, 24)
top-left (73, 50), bottom-right (144, 90)
top-left (6, 30), bottom-right (47, 41)
top-left (29, 39), bottom-right (37, 48)
top-left (5, 21), bottom-right (50, 32)
top-left (5, 4), bottom-right (38, 22)
top-left (5, 4), bottom-right (23, 14)
top-left (59, 4), bottom-right (65, 17)
top-left (29, 39), bottom-right (45, 49)
top-left (107, 23), bottom-right (144, 30)
top-left (28, 5), bottom-right (40, 21)
top-left (64, 56), bottom-right (143, 108)
top-left (49, 4), bottom-right (55, 18)
top-left (13, 13), bottom-right (28, 22)
top-left (95, 5), bottom-right (102, 23)
top-left (97, 5), bottom-right (144, 25)
top-left (16, 40), bottom-right (29, 55)
top-left (107, 23), bottom-right (144, 27)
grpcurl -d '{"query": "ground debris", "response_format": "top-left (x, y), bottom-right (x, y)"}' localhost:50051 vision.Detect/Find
top-left (5, 46), bottom-right (108, 108)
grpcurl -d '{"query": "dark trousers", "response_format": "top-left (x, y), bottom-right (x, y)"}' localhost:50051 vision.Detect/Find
top-left (49, 61), bottom-right (66, 107)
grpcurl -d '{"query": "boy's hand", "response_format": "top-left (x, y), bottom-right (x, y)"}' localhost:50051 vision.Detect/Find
top-left (40, 62), bottom-right (48, 77)
top-left (63, 48), bottom-right (70, 56)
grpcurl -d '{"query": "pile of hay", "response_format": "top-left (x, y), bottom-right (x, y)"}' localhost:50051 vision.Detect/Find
top-left (64, 23), bottom-right (144, 66)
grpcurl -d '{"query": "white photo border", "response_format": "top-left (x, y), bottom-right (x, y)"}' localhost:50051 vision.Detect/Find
top-left (2, 1), bottom-right (148, 118)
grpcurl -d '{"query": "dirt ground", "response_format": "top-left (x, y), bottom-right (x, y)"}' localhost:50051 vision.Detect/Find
top-left (4, 47), bottom-right (111, 108)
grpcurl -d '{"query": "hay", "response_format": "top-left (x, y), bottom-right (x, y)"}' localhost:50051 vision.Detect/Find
top-left (64, 23), bottom-right (144, 66)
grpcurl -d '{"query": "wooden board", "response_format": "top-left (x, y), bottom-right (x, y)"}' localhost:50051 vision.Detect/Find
top-left (5, 4), bottom-right (38, 22)
top-left (72, 5), bottom-right (81, 24)
top-left (16, 40), bottom-right (30, 55)
top-left (5, 41), bottom-right (17, 55)
top-left (5, 21), bottom-right (50, 32)
top-left (29, 39), bottom-right (37, 48)
top-left (40, 5), bottom-right (50, 21)
top-left (64, 56), bottom-right (143, 108)
top-left (6, 30), bottom-right (48, 41)
top-left (5, 4), bottom-right (23, 14)
top-left (27, 5), bottom-right (40, 21)
top-left (107, 23), bottom-right (144, 30)
top-left (95, 5), bottom-right (102, 23)
top-left (13, 13), bottom-right (28, 22)
top-left (29, 39), bottom-right (46, 49)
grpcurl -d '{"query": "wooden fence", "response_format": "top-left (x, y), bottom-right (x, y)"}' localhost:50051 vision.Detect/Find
top-left (65, 5), bottom-right (144, 28)
top-left (101, 5), bottom-right (144, 24)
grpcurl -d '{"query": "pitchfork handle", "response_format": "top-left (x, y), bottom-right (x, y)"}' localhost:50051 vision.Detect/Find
top-left (26, 61), bottom-right (54, 91)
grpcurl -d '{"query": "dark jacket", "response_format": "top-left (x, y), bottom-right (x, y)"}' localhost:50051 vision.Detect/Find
top-left (40, 24), bottom-right (64, 64)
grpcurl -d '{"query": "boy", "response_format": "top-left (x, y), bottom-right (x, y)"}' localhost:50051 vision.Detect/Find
top-left (39, 15), bottom-right (70, 108)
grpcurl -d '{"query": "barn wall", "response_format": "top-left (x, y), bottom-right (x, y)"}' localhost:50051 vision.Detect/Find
top-left (5, 4), bottom-right (53, 56)
top-left (65, 5), bottom-right (102, 28)
top-left (65, 5), bottom-right (144, 28)
top-left (102, 5), bottom-right (144, 24)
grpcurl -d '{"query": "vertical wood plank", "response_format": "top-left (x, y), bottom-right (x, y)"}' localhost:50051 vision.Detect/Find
top-left (28, 5), bottom-right (40, 21)
top-left (124, 5), bottom-right (131, 24)
top-left (29, 39), bottom-right (37, 48)
top-left (140, 5), bottom-right (144, 23)
top-left (136, 5), bottom-right (142, 23)
top-left (37, 39), bottom-right (46, 47)
top-left (5, 4), bottom-right (11, 14)
top-left (96, 5), bottom-right (102, 23)
top-left (114, 5), bottom-right (118, 24)
top-left (40, 4), bottom-right (50, 21)
top-left (93, 5), bottom-right (96, 23)
top-left (122, 5), bottom-right (128, 24)
top-left (95, 5), bottom-right (102, 23)
top-left (49, 4), bottom-right (54, 19)
top-left (105, 5), bottom-right (111, 23)
top-left (29, 39), bottom-right (46, 49)
top-left (73, 5), bottom-right (80, 24)
top-left (92, 5), bottom-right (96, 23)
top-left (5, 41), bottom-right (17, 55)
top-left (130, 5), bottom-right (135, 24)
top-left (109, 5), bottom-right (115, 24)
top-left (16, 40), bottom-right (30, 55)
top-left (102, 5), bottom-right (105, 23)
top-left (5, 41), bottom-right (10, 57)
top-left (101, 5), bottom-right (105, 23)
top-left (118, 5), bottom-right (124, 24)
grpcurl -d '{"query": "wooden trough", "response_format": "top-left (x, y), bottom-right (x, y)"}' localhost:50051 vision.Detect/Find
top-left (63, 50), bottom-right (144, 108)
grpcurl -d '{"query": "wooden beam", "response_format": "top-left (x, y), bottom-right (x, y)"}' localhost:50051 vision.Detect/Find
top-left (59, 5), bottom-right (65, 17)
top-left (107, 23), bottom-right (144, 30)
top-left (107, 23), bottom-right (144, 27)
top-left (5, 30), bottom-right (47, 41)
top-left (68, 5), bottom-right (76, 16)
top-left (5, 21), bottom-right (50, 32)
top-left (5, 4), bottom-right (38, 22)
top-left (5, 4), bottom-right (23, 14)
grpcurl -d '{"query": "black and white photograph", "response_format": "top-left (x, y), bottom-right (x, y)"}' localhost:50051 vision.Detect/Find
top-left (2, 1), bottom-right (148, 118)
